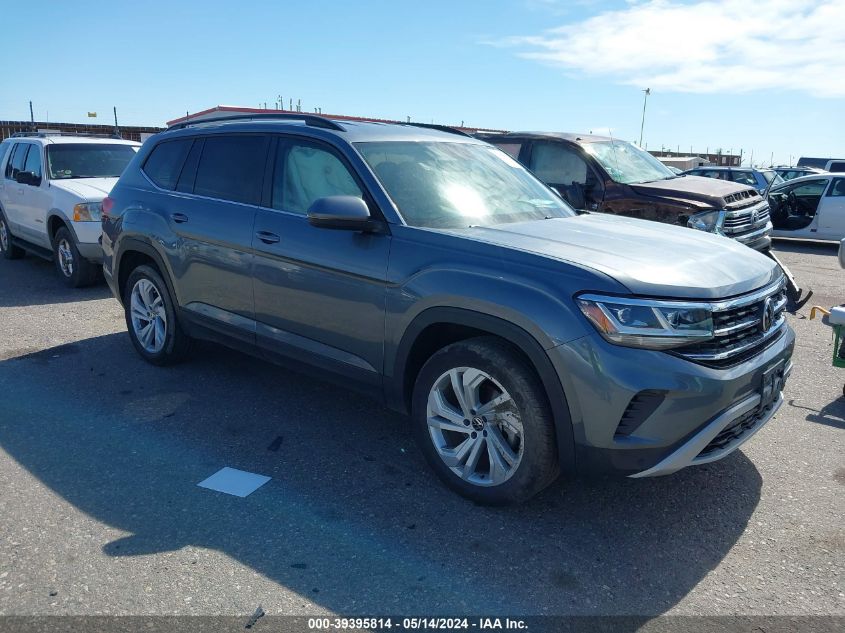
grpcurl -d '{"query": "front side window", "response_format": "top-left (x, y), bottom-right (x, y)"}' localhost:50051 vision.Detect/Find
top-left (789, 179), bottom-right (828, 197)
top-left (22, 143), bottom-right (42, 179)
top-left (193, 135), bottom-right (268, 205)
top-left (730, 171), bottom-right (756, 186)
top-left (271, 139), bottom-right (362, 214)
top-left (760, 170), bottom-right (784, 185)
top-left (529, 143), bottom-right (588, 187)
top-left (582, 140), bottom-right (675, 184)
top-left (48, 144), bottom-right (138, 180)
top-left (356, 141), bottom-right (575, 228)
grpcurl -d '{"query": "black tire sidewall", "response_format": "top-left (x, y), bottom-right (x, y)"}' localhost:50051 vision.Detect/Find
top-left (0, 210), bottom-right (24, 260)
top-left (412, 337), bottom-right (559, 505)
top-left (123, 265), bottom-right (184, 365)
top-left (53, 226), bottom-right (94, 287)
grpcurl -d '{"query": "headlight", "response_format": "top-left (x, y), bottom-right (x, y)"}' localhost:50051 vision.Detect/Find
top-left (687, 209), bottom-right (725, 233)
top-left (577, 294), bottom-right (714, 349)
top-left (73, 202), bottom-right (102, 222)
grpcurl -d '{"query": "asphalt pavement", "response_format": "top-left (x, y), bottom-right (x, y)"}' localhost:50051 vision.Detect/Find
top-left (0, 241), bottom-right (842, 618)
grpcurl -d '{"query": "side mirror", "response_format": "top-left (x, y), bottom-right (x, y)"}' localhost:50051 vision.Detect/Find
top-left (15, 171), bottom-right (41, 187)
top-left (307, 196), bottom-right (381, 232)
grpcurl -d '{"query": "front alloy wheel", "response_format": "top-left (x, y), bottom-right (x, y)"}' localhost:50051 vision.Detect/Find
top-left (412, 337), bottom-right (559, 505)
top-left (130, 278), bottom-right (167, 354)
top-left (427, 367), bottom-right (523, 486)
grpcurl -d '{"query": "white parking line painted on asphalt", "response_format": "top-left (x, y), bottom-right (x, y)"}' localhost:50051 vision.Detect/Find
top-left (197, 467), bottom-right (271, 497)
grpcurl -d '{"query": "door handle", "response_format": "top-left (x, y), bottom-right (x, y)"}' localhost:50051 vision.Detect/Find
top-left (170, 213), bottom-right (189, 223)
top-left (255, 231), bottom-right (281, 244)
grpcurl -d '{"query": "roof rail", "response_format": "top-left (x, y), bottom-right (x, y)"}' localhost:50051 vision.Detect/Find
top-left (401, 122), bottom-right (472, 138)
top-left (11, 131), bottom-right (123, 139)
top-left (167, 112), bottom-right (346, 132)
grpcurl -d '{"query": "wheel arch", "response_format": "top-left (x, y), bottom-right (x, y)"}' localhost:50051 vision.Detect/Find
top-left (115, 238), bottom-right (179, 307)
top-left (388, 307), bottom-right (576, 474)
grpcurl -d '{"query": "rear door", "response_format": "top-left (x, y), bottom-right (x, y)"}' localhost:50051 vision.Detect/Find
top-left (17, 143), bottom-right (51, 246)
top-left (251, 135), bottom-right (390, 385)
top-left (142, 134), bottom-right (268, 343)
top-left (1, 143), bottom-right (29, 232)
top-left (818, 177), bottom-right (845, 239)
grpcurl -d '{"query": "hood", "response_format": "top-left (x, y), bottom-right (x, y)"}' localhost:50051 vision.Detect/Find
top-left (50, 177), bottom-right (118, 200)
top-left (449, 214), bottom-right (779, 299)
top-left (630, 175), bottom-right (756, 206)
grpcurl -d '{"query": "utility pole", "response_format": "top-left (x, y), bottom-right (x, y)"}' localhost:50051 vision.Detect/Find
top-left (113, 106), bottom-right (120, 137)
top-left (29, 100), bottom-right (35, 130)
top-left (638, 88), bottom-right (650, 147)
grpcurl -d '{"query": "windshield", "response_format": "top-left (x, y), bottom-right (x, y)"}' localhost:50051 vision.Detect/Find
top-left (583, 140), bottom-right (676, 184)
top-left (760, 170), bottom-right (784, 185)
top-left (46, 144), bottom-right (138, 179)
top-left (355, 141), bottom-right (575, 228)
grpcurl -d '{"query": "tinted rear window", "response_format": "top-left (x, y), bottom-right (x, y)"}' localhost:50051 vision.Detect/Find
top-left (193, 135), bottom-right (267, 205)
top-left (143, 140), bottom-right (192, 190)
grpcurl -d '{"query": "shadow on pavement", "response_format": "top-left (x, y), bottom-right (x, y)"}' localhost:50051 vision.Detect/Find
top-left (0, 333), bottom-right (763, 616)
top-left (0, 256), bottom-right (110, 307)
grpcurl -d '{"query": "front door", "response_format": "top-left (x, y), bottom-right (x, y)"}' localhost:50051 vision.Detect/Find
top-left (252, 135), bottom-right (390, 385)
top-left (17, 143), bottom-right (51, 247)
top-left (526, 141), bottom-right (604, 210)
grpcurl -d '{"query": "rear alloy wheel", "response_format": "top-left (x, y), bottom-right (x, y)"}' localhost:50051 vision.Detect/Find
top-left (52, 226), bottom-right (98, 287)
top-left (412, 336), bottom-right (559, 505)
top-left (123, 264), bottom-right (191, 365)
top-left (0, 214), bottom-right (25, 260)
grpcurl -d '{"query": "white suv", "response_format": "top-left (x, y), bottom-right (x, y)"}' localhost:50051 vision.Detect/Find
top-left (0, 133), bottom-right (140, 286)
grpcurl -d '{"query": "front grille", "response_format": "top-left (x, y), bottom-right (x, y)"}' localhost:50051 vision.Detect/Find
top-left (697, 398), bottom-right (778, 458)
top-left (675, 279), bottom-right (787, 368)
top-left (722, 203), bottom-right (770, 236)
top-left (723, 189), bottom-right (760, 209)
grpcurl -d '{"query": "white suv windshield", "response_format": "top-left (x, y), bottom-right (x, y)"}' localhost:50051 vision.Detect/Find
top-left (355, 141), bottom-right (575, 228)
top-left (46, 144), bottom-right (137, 179)
top-left (584, 140), bottom-right (676, 185)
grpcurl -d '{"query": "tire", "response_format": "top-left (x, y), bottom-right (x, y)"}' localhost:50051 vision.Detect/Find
top-left (53, 226), bottom-right (98, 287)
top-left (411, 336), bottom-right (559, 505)
top-left (123, 264), bottom-right (191, 366)
top-left (0, 211), bottom-right (25, 260)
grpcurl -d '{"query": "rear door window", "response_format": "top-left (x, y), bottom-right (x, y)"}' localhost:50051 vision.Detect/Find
top-left (193, 135), bottom-right (269, 205)
top-left (6, 143), bottom-right (28, 180)
top-left (142, 139), bottom-right (192, 190)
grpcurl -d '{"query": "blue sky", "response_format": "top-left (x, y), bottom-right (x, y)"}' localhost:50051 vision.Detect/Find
top-left (1, 0), bottom-right (842, 165)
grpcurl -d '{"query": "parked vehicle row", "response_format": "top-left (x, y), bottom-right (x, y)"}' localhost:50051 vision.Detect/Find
top-left (0, 117), bottom-right (801, 503)
top-left (0, 134), bottom-right (140, 286)
top-left (680, 166), bottom-right (783, 194)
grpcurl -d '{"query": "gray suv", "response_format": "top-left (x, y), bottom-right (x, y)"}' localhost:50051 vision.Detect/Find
top-left (102, 114), bottom-right (795, 504)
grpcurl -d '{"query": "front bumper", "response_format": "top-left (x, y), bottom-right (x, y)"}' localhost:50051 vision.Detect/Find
top-left (728, 223), bottom-right (772, 252)
top-left (550, 324), bottom-right (795, 476)
top-left (629, 361), bottom-right (791, 477)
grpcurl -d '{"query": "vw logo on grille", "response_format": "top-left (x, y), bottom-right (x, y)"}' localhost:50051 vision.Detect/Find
top-left (760, 297), bottom-right (775, 333)
top-left (751, 209), bottom-right (759, 224)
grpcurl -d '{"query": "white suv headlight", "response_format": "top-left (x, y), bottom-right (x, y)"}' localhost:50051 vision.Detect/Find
top-left (73, 202), bottom-right (103, 222)
top-left (687, 209), bottom-right (725, 233)
top-left (577, 294), bottom-right (714, 350)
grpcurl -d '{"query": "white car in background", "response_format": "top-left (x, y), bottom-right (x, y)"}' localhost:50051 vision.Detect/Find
top-left (768, 173), bottom-right (845, 242)
top-left (0, 134), bottom-right (140, 286)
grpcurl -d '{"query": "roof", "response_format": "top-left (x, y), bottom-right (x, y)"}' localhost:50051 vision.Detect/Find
top-left (158, 117), bottom-right (485, 144)
top-left (477, 131), bottom-right (617, 144)
top-left (166, 105), bottom-right (506, 135)
top-left (4, 135), bottom-right (141, 146)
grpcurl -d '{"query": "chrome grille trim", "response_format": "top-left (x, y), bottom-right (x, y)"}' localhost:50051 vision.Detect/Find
top-left (675, 277), bottom-right (788, 365)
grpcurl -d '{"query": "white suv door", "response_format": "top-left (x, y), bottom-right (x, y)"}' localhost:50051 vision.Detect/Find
top-left (15, 143), bottom-right (51, 248)
top-left (819, 178), bottom-right (845, 240)
top-left (1, 142), bottom-right (29, 233)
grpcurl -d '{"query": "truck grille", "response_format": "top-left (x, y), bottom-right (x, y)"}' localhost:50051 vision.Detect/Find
top-left (674, 278), bottom-right (787, 368)
top-left (722, 203), bottom-right (771, 236)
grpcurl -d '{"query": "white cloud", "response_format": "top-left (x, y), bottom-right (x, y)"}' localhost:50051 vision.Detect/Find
top-left (500, 0), bottom-right (845, 98)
